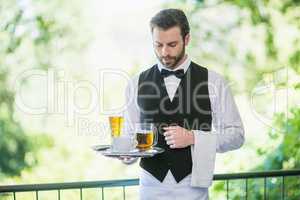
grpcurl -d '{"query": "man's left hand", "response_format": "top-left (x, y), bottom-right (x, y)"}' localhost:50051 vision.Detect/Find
top-left (163, 126), bottom-right (194, 149)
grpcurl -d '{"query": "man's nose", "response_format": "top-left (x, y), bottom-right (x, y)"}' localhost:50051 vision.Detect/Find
top-left (161, 46), bottom-right (169, 57)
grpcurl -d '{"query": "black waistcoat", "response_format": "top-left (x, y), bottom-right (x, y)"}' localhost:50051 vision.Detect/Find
top-left (137, 61), bottom-right (212, 183)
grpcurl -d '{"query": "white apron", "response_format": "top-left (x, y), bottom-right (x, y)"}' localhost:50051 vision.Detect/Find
top-left (139, 169), bottom-right (209, 200)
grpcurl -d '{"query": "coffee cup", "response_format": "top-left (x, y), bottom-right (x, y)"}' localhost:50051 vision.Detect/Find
top-left (111, 136), bottom-right (136, 152)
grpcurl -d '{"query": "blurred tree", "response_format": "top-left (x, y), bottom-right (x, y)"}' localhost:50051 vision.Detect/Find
top-left (0, 0), bottom-right (78, 178)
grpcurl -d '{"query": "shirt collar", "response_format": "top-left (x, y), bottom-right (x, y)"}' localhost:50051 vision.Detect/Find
top-left (157, 55), bottom-right (191, 74)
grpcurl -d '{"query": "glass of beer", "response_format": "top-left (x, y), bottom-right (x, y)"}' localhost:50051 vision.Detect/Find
top-left (109, 116), bottom-right (124, 138)
top-left (135, 123), bottom-right (157, 151)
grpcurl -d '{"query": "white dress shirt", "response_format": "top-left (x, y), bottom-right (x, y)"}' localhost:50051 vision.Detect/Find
top-left (123, 56), bottom-right (245, 199)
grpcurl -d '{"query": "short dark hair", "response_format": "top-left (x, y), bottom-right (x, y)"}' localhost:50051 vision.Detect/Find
top-left (150, 9), bottom-right (190, 39)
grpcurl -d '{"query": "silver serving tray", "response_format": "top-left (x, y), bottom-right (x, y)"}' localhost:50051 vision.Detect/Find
top-left (91, 145), bottom-right (164, 158)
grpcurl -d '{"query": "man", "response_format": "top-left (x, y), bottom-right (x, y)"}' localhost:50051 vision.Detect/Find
top-left (122, 8), bottom-right (245, 200)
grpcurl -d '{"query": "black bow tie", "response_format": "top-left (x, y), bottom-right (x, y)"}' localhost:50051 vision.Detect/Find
top-left (160, 69), bottom-right (185, 79)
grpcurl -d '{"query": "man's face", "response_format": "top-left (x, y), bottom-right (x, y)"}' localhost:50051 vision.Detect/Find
top-left (152, 26), bottom-right (189, 69)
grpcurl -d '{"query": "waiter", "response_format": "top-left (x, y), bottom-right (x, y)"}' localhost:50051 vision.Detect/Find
top-left (121, 8), bottom-right (245, 200)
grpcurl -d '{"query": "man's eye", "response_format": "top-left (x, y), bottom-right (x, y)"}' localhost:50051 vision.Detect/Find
top-left (156, 44), bottom-right (162, 48)
top-left (169, 43), bottom-right (176, 47)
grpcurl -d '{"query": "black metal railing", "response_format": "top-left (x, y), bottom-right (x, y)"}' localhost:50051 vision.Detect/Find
top-left (213, 169), bottom-right (300, 200)
top-left (0, 169), bottom-right (299, 200)
top-left (0, 179), bottom-right (139, 200)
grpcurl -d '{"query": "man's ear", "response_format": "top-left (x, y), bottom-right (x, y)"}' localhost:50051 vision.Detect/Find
top-left (184, 33), bottom-right (190, 46)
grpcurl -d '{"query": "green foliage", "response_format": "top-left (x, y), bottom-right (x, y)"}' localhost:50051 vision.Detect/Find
top-left (290, 49), bottom-right (300, 74)
top-left (257, 108), bottom-right (300, 170)
top-left (0, 117), bottom-right (53, 177)
top-left (0, 0), bottom-right (68, 177)
top-left (211, 108), bottom-right (300, 199)
top-left (250, 108), bottom-right (300, 199)
top-left (224, 0), bottom-right (270, 24)
top-left (255, 108), bottom-right (300, 199)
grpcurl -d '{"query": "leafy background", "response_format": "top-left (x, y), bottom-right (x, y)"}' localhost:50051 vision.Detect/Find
top-left (0, 0), bottom-right (300, 199)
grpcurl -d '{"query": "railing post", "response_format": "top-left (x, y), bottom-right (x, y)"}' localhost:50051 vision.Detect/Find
top-left (281, 176), bottom-right (285, 200)
top-left (123, 186), bottom-right (126, 200)
top-left (245, 178), bottom-right (248, 200)
top-left (80, 188), bottom-right (83, 200)
top-left (264, 177), bottom-right (267, 200)
top-left (101, 187), bottom-right (104, 200)
top-left (226, 180), bottom-right (229, 200)
top-left (58, 189), bottom-right (61, 200)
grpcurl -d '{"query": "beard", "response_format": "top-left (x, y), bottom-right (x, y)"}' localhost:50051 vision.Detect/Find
top-left (156, 45), bottom-right (185, 69)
